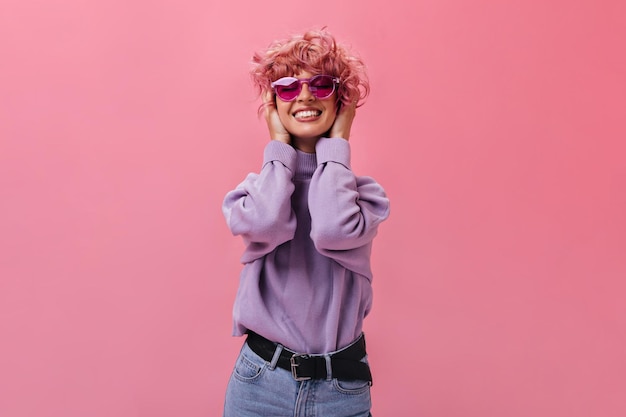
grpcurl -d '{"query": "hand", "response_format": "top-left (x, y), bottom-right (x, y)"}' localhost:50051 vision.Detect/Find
top-left (329, 100), bottom-right (357, 141)
top-left (263, 91), bottom-right (291, 144)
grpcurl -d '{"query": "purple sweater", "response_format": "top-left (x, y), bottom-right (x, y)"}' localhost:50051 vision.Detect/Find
top-left (222, 138), bottom-right (390, 354)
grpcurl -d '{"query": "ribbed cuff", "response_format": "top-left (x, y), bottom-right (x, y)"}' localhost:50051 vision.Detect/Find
top-left (263, 141), bottom-right (297, 172)
top-left (315, 137), bottom-right (351, 170)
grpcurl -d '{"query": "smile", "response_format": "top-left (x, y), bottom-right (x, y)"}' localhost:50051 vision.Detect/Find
top-left (293, 110), bottom-right (322, 120)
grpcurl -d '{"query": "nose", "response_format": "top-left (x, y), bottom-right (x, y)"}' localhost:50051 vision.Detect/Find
top-left (296, 82), bottom-right (315, 101)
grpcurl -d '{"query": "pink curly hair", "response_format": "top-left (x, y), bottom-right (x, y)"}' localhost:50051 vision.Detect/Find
top-left (250, 29), bottom-right (370, 114)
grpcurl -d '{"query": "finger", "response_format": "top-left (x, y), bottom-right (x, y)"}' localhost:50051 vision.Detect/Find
top-left (262, 89), bottom-right (273, 104)
top-left (339, 99), bottom-right (357, 115)
top-left (348, 100), bottom-right (358, 114)
top-left (262, 91), bottom-right (277, 121)
top-left (338, 101), bottom-right (357, 120)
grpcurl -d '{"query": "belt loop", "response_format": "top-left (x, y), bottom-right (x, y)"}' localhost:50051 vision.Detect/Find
top-left (269, 344), bottom-right (284, 370)
top-left (324, 355), bottom-right (332, 381)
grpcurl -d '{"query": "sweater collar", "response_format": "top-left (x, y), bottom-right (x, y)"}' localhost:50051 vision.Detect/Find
top-left (294, 149), bottom-right (317, 180)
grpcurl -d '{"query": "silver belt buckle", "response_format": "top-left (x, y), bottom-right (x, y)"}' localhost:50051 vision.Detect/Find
top-left (290, 354), bottom-right (312, 381)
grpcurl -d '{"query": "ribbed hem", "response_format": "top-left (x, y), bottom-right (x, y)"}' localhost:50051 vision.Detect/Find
top-left (263, 141), bottom-right (297, 173)
top-left (315, 137), bottom-right (351, 170)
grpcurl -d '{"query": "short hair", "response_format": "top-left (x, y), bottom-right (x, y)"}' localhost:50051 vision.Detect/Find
top-left (250, 29), bottom-right (370, 113)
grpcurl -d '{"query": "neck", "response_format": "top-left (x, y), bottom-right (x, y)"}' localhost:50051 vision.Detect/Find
top-left (292, 136), bottom-right (321, 153)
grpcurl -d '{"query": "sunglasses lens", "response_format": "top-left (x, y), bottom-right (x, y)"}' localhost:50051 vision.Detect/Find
top-left (310, 76), bottom-right (336, 98)
top-left (275, 80), bottom-right (300, 101)
top-left (273, 76), bottom-right (337, 101)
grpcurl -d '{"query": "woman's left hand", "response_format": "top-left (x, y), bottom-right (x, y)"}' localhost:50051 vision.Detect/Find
top-left (329, 101), bottom-right (357, 141)
top-left (263, 91), bottom-right (292, 144)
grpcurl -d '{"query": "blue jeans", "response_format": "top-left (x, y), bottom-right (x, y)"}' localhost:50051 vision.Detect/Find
top-left (223, 340), bottom-right (372, 417)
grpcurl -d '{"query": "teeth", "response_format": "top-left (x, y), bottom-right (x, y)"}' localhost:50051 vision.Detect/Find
top-left (294, 110), bottom-right (321, 119)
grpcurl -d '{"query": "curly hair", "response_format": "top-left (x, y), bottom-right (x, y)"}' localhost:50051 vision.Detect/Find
top-left (250, 29), bottom-right (370, 114)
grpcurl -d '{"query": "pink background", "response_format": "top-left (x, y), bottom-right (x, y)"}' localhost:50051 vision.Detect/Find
top-left (1, 0), bottom-right (625, 416)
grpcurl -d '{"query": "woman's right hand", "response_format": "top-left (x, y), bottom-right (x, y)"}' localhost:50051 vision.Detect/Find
top-left (263, 91), bottom-right (291, 145)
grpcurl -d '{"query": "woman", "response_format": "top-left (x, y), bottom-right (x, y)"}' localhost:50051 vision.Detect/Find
top-left (222, 28), bottom-right (390, 417)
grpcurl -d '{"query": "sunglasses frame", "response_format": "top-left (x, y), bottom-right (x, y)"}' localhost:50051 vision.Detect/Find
top-left (271, 75), bottom-right (340, 102)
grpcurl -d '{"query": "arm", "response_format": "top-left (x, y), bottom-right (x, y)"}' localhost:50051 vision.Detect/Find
top-left (222, 141), bottom-right (297, 262)
top-left (308, 138), bottom-right (390, 252)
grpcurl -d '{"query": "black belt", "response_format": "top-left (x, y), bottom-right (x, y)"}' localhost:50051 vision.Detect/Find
top-left (246, 331), bottom-right (372, 383)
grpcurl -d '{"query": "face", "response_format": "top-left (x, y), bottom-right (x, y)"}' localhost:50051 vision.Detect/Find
top-left (274, 71), bottom-right (338, 149)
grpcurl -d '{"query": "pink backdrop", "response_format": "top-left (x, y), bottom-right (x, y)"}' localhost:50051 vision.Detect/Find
top-left (1, 0), bottom-right (625, 416)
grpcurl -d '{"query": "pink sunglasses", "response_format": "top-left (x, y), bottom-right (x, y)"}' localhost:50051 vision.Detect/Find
top-left (271, 75), bottom-right (340, 102)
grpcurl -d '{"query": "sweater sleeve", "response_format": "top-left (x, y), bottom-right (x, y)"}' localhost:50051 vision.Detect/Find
top-left (222, 141), bottom-right (298, 263)
top-left (308, 138), bottom-right (390, 255)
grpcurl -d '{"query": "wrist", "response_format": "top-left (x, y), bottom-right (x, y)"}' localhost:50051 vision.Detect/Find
top-left (329, 131), bottom-right (350, 141)
top-left (271, 134), bottom-right (291, 144)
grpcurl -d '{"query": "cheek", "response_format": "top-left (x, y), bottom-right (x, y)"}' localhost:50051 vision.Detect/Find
top-left (325, 102), bottom-right (338, 119)
top-left (324, 108), bottom-right (338, 127)
top-left (325, 114), bottom-right (337, 129)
